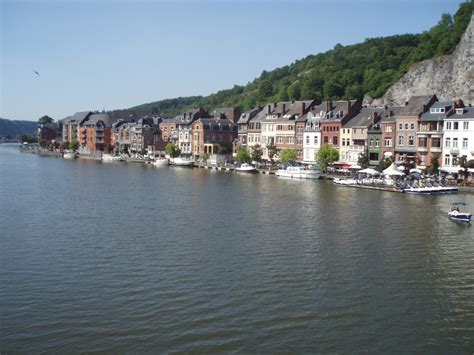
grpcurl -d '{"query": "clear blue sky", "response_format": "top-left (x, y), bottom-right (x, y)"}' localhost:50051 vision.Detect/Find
top-left (0, 0), bottom-right (465, 121)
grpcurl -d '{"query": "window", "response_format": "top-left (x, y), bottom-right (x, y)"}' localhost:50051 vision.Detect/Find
top-left (369, 139), bottom-right (374, 147)
top-left (410, 123), bottom-right (415, 130)
top-left (398, 135), bottom-right (404, 145)
top-left (277, 136), bottom-right (283, 144)
top-left (333, 137), bottom-right (338, 145)
top-left (420, 154), bottom-right (426, 165)
top-left (369, 152), bottom-right (379, 161)
top-left (297, 137), bottom-right (303, 145)
top-left (324, 136), bottom-right (329, 143)
top-left (445, 138), bottom-right (451, 148)
top-left (463, 138), bottom-right (468, 148)
top-left (385, 125), bottom-right (392, 133)
top-left (384, 138), bottom-right (392, 147)
top-left (314, 136), bottom-right (318, 145)
top-left (418, 137), bottom-right (427, 147)
top-left (288, 137), bottom-right (294, 144)
top-left (445, 154), bottom-right (450, 166)
top-left (453, 138), bottom-right (458, 148)
top-left (463, 122), bottom-right (469, 130)
top-left (453, 122), bottom-right (459, 130)
top-left (432, 138), bottom-right (441, 148)
top-left (408, 135), bottom-right (415, 146)
top-left (277, 125), bottom-right (283, 131)
top-left (288, 125), bottom-right (293, 130)
top-left (446, 122), bottom-right (452, 130)
top-left (399, 123), bottom-right (403, 130)
top-left (405, 123), bottom-right (409, 130)
top-left (375, 139), bottom-right (379, 147)
top-left (306, 136), bottom-right (310, 144)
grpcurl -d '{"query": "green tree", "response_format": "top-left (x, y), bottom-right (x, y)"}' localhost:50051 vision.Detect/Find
top-left (316, 144), bottom-right (339, 172)
top-left (203, 152), bottom-right (210, 162)
top-left (68, 139), bottom-right (79, 151)
top-left (267, 144), bottom-right (278, 162)
top-left (165, 143), bottom-right (181, 158)
top-left (427, 153), bottom-right (440, 174)
top-left (37, 115), bottom-right (53, 124)
top-left (378, 156), bottom-right (393, 171)
top-left (236, 146), bottom-right (251, 163)
top-left (251, 144), bottom-right (263, 162)
top-left (357, 153), bottom-right (369, 169)
top-left (279, 149), bottom-right (298, 163)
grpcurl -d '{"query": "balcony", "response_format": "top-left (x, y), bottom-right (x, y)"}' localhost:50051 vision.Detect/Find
top-left (417, 146), bottom-right (428, 152)
top-left (450, 147), bottom-right (459, 155)
top-left (431, 146), bottom-right (442, 153)
top-left (348, 145), bottom-right (365, 151)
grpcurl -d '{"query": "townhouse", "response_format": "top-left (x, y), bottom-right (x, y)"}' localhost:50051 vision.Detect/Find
top-left (175, 108), bottom-right (209, 156)
top-left (320, 100), bottom-right (361, 151)
top-left (78, 113), bottom-right (114, 153)
top-left (246, 108), bottom-right (265, 155)
top-left (62, 111), bottom-right (91, 145)
top-left (442, 101), bottom-right (474, 172)
top-left (192, 118), bottom-right (237, 158)
top-left (159, 118), bottom-right (177, 144)
top-left (236, 108), bottom-right (260, 150)
top-left (302, 102), bottom-right (328, 163)
top-left (417, 101), bottom-right (451, 168)
top-left (394, 95), bottom-right (437, 166)
top-left (340, 107), bottom-right (384, 166)
top-left (379, 106), bottom-right (402, 161)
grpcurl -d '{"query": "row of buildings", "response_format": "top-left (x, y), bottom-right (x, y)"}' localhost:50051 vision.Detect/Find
top-left (60, 95), bottom-right (474, 172)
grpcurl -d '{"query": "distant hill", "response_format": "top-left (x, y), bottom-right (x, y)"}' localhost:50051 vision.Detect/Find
top-left (0, 118), bottom-right (37, 140)
top-left (121, 0), bottom-right (473, 117)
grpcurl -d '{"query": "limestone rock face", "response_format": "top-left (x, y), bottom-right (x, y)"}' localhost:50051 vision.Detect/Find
top-left (375, 14), bottom-right (474, 106)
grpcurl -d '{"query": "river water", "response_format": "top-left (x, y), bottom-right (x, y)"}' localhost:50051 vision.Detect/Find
top-left (1, 144), bottom-right (473, 352)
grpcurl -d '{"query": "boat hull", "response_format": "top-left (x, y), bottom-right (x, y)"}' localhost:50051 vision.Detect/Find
top-left (276, 170), bottom-right (320, 179)
top-left (448, 212), bottom-right (471, 222)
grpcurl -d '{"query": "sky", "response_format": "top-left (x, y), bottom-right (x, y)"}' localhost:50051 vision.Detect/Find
top-left (0, 0), bottom-right (465, 121)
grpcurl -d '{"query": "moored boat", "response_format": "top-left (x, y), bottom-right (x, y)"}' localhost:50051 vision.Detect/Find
top-left (448, 203), bottom-right (471, 222)
top-left (170, 157), bottom-right (194, 167)
top-left (63, 150), bottom-right (77, 159)
top-left (153, 158), bottom-right (169, 166)
top-left (102, 154), bottom-right (123, 162)
top-left (235, 163), bottom-right (256, 173)
top-left (276, 166), bottom-right (320, 179)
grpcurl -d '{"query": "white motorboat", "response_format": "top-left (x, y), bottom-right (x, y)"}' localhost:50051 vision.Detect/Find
top-left (153, 158), bottom-right (169, 167)
top-left (276, 166), bottom-right (320, 179)
top-left (170, 157), bottom-right (194, 167)
top-left (403, 186), bottom-right (458, 194)
top-left (102, 154), bottom-right (122, 162)
top-left (63, 150), bottom-right (76, 159)
top-left (448, 203), bottom-right (471, 222)
top-left (235, 163), bottom-right (256, 173)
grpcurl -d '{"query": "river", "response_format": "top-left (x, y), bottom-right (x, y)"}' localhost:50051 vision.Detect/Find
top-left (1, 144), bottom-right (473, 352)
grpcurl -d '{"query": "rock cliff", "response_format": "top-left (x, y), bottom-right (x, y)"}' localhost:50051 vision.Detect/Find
top-left (368, 14), bottom-right (474, 106)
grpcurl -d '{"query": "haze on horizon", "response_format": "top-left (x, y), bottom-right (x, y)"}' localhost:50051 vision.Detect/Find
top-left (0, 0), bottom-right (465, 122)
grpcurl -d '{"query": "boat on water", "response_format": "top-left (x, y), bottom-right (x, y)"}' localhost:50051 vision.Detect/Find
top-left (153, 158), bottom-right (169, 167)
top-left (448, 202), bottom-right (471, 222)
top-left (235, 163), bottom-right (256, 173)
top-left (170, 157), bottom-right (194, 167)
top-left (276, 166), bottom-right (320, 179)
top-left (102, 154), bottom-right (123, 162)
top-left (403, 186), bottom-right (459, 194)
top-left (63, 150), bottom-right (77, 159)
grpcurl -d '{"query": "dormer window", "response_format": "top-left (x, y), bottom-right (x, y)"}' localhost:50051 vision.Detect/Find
top-left (456, 108), bottom-right (464, 115)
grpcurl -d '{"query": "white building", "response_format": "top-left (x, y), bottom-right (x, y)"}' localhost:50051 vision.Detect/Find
top-left (303, 111), bottom-right (323, 163)
top-left (441, 104), bottom-right (474, 173)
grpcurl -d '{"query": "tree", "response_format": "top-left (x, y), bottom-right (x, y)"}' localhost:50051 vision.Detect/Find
top-left (267, 144), bottom-right (277, 162)
top-left (279, 149), bottom-right (297, 163)
top-left (378, 156), bottom-right (393, 171)
top-left (236, 146), bottom-right (251, 163)
top-left (165, 143), bottom-right (181, 158)
top-left (203, 152), bottom-right (210, 162)
top-left (316, 144), bottom-right (339, 172)
top-left (357, 153), bottom-right (369, 169)
top-left (37, 115), bottom-right (53, 124)
top-left (427, 153), bottom-right (440, 174)
top-left (68, 139), bottom-right (79, 151)
top-left (251, 144), bottom-right (263, 162)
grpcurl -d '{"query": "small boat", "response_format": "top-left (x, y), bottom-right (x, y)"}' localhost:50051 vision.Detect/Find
top-left (235, 163), bottom-right (256, 173)
top-left (63, 150), bottom-right (77, 159)
top-left (276, 166), bottom-right (320, 179)
top-left (102, 154), bottom-right (122, 162)
top-left (153, 158), bottom-right (169, 167)
top-left (448, 203), bottom-right (471, 222)
top-left (170, 157), bottom-right (194, 167)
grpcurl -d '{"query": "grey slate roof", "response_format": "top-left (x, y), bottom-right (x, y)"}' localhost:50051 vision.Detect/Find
top-left (196, 118), bottom-right (237, 131)
top-left (399, 95), bottom-right (437, 116)
top-left (446, 106), bottom-right (474, 119)
top-left (343, 107), bottom-right (384, 128)
top-left (420, 101), bottom-right (452, 122)
top-left (237, 108), bottom-right (260, 124)
top-left (380, 106), bottom-right (403, 123)
top-left (322, 100), bottom-right (359, 122)
top-left (81, 113), bottom-right (114, 128)
top-left (63, 111), bottom-right (91, 125)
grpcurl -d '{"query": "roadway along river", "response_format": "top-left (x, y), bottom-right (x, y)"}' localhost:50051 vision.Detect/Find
top-left (1, 144), bottom-right (473, 352)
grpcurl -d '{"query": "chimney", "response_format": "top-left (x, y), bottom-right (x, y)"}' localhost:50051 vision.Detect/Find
top-left (301, 102), bottom-right (306, 115)
top-left (267, 105), bottom-right (271, 114)
top-left (371, 112), bottom-right (378, 126)
top-left (274, 102), bottom-right (277, 108)
top-left (454, 99), bottom-right (464, 108)
top-left (326, 100), bottom-right (332, 112)
top-left (282, 103), bottom-right (286, 113)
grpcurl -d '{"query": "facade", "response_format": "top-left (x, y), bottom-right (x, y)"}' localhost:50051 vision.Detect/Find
top-left (78, 113), bottom-right (114, 153)
top-left (442, 102), bottom-right (474, 172)
top-left (320, 100), bottom-right (361, 151)
top-left (247, 108), bottom-right (265, 156)
top-left (62, 111), bottom-right (90, 145)
top-left (175, 108), bottom-right (209, 156)
top-left (394, 95), bottom-right (437, 166)
top-left (192, 118), bottom-right (237, 157)
top-left (379, 107), bottom-right (402, 161)
top-left (159, 118), bottom-right (177, 144)
top-left (417, 101), bottom-right (451, 168)
top-left (236, 108), bottom-right (260, 151)
top-left (302, 102), bottom-right (328, 163)
top-left (211, 108), bottom-right (241, 123)
top-left (340, 107), bottom-right (384, 166)
top-left (128, 117), bottom-right (155, 154)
